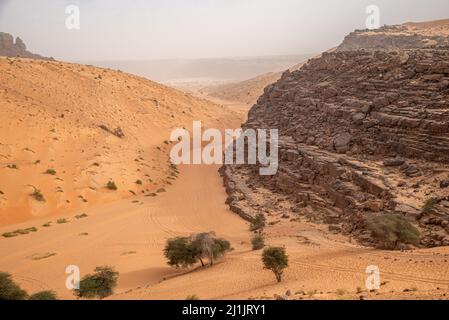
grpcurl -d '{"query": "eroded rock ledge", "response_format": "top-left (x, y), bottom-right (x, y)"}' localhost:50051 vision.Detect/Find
top-left (221, 48), bottom-right (449, 248)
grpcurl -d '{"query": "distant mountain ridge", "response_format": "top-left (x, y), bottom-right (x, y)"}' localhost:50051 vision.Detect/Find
top-left (0, 32), bottom-right (53, 60)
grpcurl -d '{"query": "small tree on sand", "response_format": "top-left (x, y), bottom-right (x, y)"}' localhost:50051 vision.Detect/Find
top-left (74, 266), bottom-right (119, 299)
top-left (191, 232), bottom-right (231, 266)
top-left (164, 237), bottom-right (200, 268)
top-left (164, 232), bottom-right (231, 268)
top-left (262, 247), bottom-right (289, 283)
top-left (366, 214), bottom-right (420, 250)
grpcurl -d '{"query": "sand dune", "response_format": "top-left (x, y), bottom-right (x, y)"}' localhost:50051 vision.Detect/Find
top-left (0, 57), bottom-right (241, 226)
top-left (0, 163), bottom-right (250, 299)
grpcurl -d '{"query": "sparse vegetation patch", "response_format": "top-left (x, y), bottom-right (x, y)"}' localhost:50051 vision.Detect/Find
top-left (366, 213), bottom-right (420, 250)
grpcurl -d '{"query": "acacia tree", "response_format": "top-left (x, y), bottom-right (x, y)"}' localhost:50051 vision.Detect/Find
top-left (164, 232), bottom-right (231, 268)
top-left (262, 247), bottom-right (289, 283)
top-left (366, 214), bottom-right (420, 250)
top-left (74, 266), bottom-right (119, 299)
top-left (164, 237), bottom-right (200, 268)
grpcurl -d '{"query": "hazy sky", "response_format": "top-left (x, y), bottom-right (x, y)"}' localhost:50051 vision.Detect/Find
top-left (1, 0), bottom-right (449, 61)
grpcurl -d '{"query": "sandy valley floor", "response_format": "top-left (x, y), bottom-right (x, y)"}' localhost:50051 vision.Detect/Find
top-left (1, 94), bottom-right (448, 300)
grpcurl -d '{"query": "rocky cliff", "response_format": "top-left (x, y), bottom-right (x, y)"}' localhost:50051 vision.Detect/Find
top-left (0, 32), bottom-right (53, 60)
top-left (337, 20), bottom-right (449, 52)
top-left (221, 48), bottom-right (449, 248)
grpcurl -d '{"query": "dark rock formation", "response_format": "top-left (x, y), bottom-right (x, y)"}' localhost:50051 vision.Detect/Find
top-left (221, 48), bottom-right (449, 248)
top-left (0, 32), bottom-right (53, 60)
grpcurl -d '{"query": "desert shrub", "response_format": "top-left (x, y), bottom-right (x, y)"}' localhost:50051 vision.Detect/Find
top-left (57, 218), bottom-right (69, 224)
top-left (262, 246), bottom-right (289, 283)
top-left (422, 197), bottom-right (439, 214)
top-left (15, 227), bottom-right (37, 235)
top-left (31, 189), bottom-right (45, 202)
top-left (250, 213), bottom-right (266, 232)
top-left (29, 290), bottom-right (57, 300)
top-left (164, 237), bottom-right (200, 268)
top-left (45, 169), bottom-right (57, 175)
top-left (106, 180), bottom-right (118, 191)
top-left (135, 180), bottom-right (143, 185)
top-left (251, 234), bottom-right (265, 250)
top-left (0, 272), bottom-right (28, 300)
top-left (164, 233), bottom-right (231, 268)
top-left (2, 232), bottom-right (18, 238)
top-left (3, 227), bottom-right (37, 238)
top-left (74, 266), bottom-right (119, 299)
top-left (30, 252), bottom-right (57, 261)
top-left (366, 214), bottom-right (420, 250)
top-left (186, 294), bottom-right (199, 300)
top-left (75, 213), bottom-right (88, 219)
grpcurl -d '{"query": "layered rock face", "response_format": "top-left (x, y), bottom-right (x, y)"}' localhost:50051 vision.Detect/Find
top-left (337, 22), bottom-right (449, 52)
top-left (0, 32), bottom-right (53, 60)
top-left (221, 48), bottom-right (449, 248)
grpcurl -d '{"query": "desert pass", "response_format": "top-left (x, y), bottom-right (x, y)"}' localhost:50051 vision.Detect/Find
top-left (1, 1), bottom-right (449, 309)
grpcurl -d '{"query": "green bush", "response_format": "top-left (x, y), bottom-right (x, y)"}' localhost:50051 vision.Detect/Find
top-left (164, 237), bottom-right (200, 269)
top-left (250, 213), bottom-right (266, 232)
top-left (262, 247), bottom-right (289, 283)
top-left (74, 266), bottom-right (119, 299)
top-left (29, 290), bottom-right (57, 300)
top-left (0, 272), bottom-right (28, 300)
top-left (366, 213), bottom-right (420, 250)
top-left (251, 234), bottom-right (265, 250)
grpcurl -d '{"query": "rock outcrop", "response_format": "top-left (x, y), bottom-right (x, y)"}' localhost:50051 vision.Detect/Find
top-left (337, 20), bottom-right (449, 52)
top-left (221, 48), bottom-right (449, 248)
top-left (0, 32), bottom-right (53, 60)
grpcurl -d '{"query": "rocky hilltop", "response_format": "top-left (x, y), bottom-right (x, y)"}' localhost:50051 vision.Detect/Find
top-left (337, 19), bottom-right (449, 52)
top-left (0, 32), bottom-right (53, 60)
top-left (221, 47), bottom-right (449, 248)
